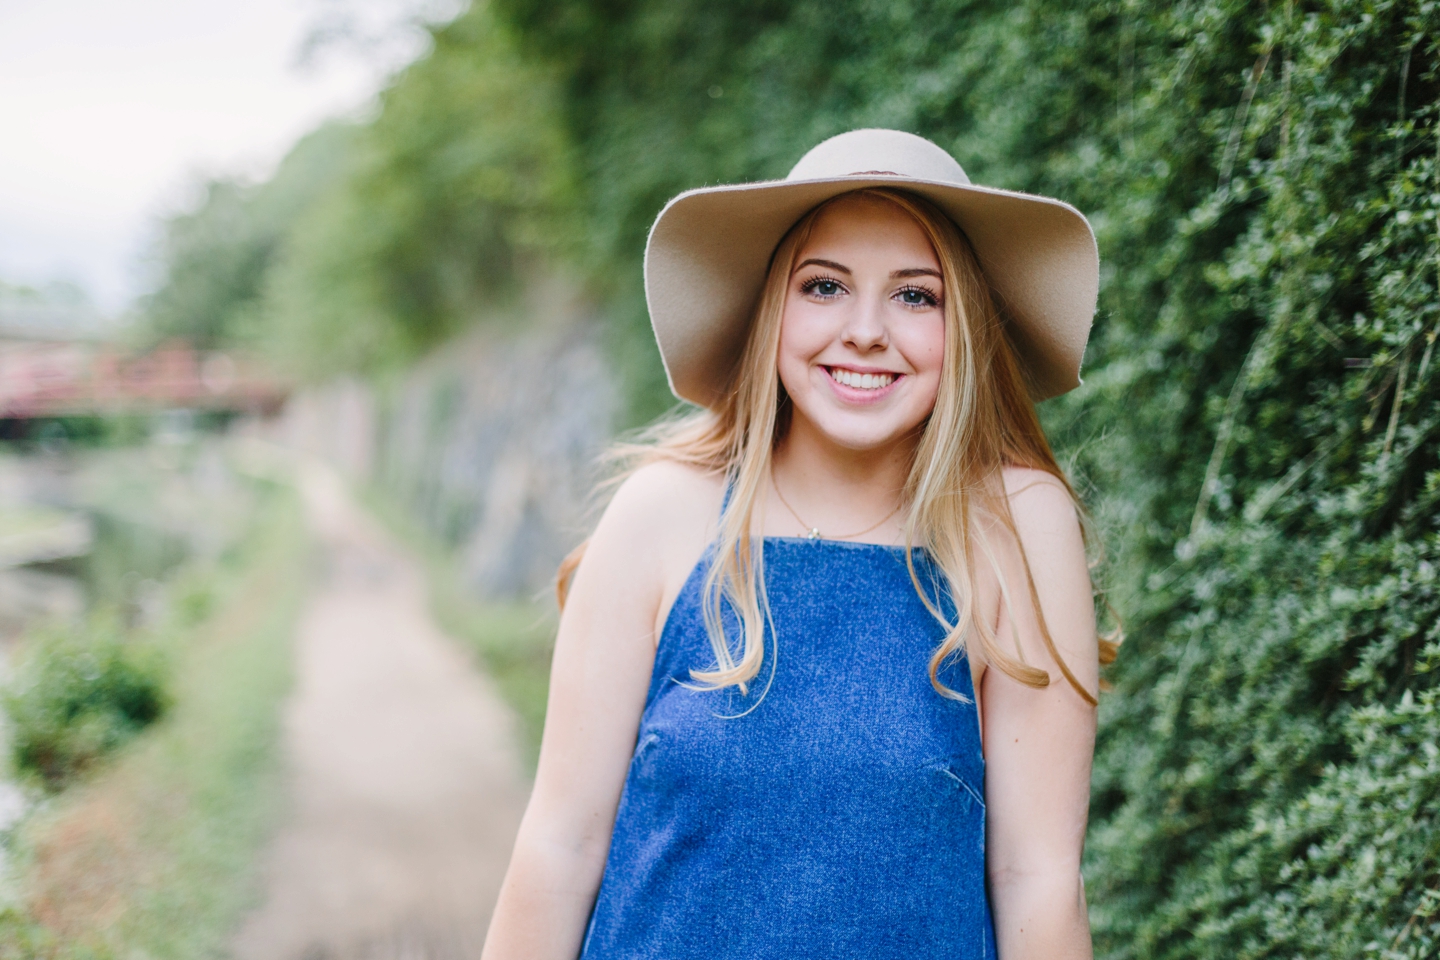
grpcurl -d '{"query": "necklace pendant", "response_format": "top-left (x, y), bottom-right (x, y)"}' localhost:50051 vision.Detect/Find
top-left (807, 528), bottom-right (822, 540)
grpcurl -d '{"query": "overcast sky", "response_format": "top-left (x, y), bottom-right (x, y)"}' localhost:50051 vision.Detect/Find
top-left (0, 0), bottom-right (436, 315)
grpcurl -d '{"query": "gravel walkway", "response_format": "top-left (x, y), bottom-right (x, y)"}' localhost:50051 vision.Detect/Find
top-left (231, 463), bottom-right (528, 960)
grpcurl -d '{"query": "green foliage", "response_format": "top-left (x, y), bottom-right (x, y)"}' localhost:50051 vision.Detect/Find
top-left (1033, 5), bottom-right (1440, 956)
top-left (0, 416), bottom-right (166, 454)
top-left (0, 907), bottom-right (57, 960)
top-left (143, 5), bottom-right (573, 380)
top-left (3, 620), bottom-right (169, 790)
top-left (256, 13), bottom-right (574, 377)
top-left (85, 488), bottom-right (306, 959)
top-left (140, 124), bottom-right (355, 350)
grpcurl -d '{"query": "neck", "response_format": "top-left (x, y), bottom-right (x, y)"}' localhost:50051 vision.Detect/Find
top-left (767, 413), bottom-right (916, 540)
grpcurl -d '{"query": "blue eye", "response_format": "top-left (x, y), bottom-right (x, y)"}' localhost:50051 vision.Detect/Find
top-left (801, 276), bottom-right (845, 299)
top-left (896, 285), bottom-right (939, 308)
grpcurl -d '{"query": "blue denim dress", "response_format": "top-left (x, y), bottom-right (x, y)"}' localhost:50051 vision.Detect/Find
top-left (580, 536), bottom-right (996, 959)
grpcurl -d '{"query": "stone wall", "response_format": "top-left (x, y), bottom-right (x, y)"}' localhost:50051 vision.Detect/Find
top-left (277, 319), bottom-right (618, 601)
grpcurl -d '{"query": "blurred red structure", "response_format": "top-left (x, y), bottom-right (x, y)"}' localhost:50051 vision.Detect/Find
top-left (0, 340), bottom-right (288, 418)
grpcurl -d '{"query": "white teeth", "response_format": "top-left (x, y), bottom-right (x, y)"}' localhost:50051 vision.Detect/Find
top-left (830, 368), bottom-right (895, 390)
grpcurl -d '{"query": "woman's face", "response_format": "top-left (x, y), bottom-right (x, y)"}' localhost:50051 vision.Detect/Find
top-left (778, 194), bottom-right (946, 454)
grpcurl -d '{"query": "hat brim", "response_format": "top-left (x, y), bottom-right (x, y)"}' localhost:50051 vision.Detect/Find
top-left (643, 175), bottom-right (1098, 408)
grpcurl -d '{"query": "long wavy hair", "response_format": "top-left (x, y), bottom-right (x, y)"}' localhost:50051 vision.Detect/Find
top-left (560, 187), bottom-right (1118, 705)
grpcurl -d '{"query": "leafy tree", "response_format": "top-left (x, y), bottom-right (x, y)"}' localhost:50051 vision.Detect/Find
top-left (254, 3), bottom-right (575, 378)
top-left (140, 123), bottom-right (355, 349)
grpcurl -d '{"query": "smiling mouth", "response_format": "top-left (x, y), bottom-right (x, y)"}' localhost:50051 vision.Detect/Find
top-left (826, 367), bottom-right (899, 391)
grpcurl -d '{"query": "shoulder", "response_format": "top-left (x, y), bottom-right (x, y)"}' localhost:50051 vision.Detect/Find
top-left (1000, 466), bottom-right (1081, 541)
top-left (989, 466), bottom-right (1087, 588)
top-left (578, 459), bottom-right (726, 630)
top-left (590, 459), bottom-right (726, 582)
top-left (599, 459), bottom-right (727, 542)
top-left (1001, 465), bottom-right (1075, 515)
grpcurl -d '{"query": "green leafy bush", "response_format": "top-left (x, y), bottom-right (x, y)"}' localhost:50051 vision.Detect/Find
top-left (4, 621), bottom-right (170, 789)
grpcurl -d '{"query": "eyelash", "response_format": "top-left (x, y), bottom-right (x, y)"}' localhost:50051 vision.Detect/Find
top-left (800, 275), bottom-right (847, 299)
top-left (895, 284), bottom-right (940, 308)
top-left (797, 275), bottom-right (941, 308)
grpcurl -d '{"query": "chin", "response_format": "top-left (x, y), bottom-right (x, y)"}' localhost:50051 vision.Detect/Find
top-left (810, 416), bottom-right (924, 453)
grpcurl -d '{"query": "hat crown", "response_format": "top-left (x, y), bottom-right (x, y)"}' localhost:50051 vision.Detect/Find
top-left (785, 129), bottom-right (971, 186)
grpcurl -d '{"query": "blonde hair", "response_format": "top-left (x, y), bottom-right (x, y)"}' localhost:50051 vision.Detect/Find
top-left (560, 188), bottom-right (1119, 705)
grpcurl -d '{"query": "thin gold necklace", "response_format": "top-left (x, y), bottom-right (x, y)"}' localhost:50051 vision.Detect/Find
top-left (771, 475), bottom-right (902, 541)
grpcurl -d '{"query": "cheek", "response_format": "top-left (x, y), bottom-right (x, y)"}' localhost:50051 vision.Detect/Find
top-left (895, 316), bottom-right (945, 422)
top-left (777, 302), bottom-right (831, 379)
top-left (897, 314), bottom-right (947, 381)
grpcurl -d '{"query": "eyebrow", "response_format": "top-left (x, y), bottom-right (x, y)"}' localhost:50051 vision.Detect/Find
top-left (795, 258), bottom-right (851, 274)
top-left (793, 258), bottom-right (943, 281)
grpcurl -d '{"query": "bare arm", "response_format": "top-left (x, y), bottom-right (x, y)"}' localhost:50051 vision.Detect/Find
top-left (982, 469), bottom-right (1099, 960)
top-left (481, 463), bottom-right (718, 959)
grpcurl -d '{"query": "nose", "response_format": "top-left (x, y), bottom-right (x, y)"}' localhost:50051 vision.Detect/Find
top-left (841, 295), bottom-right (889, 353)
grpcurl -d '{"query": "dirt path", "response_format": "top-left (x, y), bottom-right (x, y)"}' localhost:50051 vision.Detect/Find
top-left (231, 464), bottom-right (529, 960)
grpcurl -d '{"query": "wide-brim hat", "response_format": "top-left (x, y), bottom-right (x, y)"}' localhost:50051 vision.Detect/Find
top-left (643, 128), bottom-right (1099, 407)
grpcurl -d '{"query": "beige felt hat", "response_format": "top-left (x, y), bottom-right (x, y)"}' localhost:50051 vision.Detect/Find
top-left (643, 128), bottom-right (1099, 407)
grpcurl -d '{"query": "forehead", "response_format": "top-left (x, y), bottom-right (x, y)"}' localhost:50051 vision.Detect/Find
top-left (796, 193), bottom-right (940, 269)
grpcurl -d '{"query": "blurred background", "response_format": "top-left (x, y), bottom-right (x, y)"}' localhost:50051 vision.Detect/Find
top-left (1, 1), bottom-right (1437, 958)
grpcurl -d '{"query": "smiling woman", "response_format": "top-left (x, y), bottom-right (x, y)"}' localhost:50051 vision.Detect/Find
top-left (482, 130), bottom-right (1114, 960)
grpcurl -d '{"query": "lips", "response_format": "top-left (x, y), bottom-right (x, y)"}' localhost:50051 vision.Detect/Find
top-left (827, 367), bottom-right (897, 390)
top-left (822, 365), bottom-right (903, 401)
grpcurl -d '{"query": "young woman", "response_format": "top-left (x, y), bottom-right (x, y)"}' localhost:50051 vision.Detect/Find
top-left (482, 129), bottom-right (1114, 960)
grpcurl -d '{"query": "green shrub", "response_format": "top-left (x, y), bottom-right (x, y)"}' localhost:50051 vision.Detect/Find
top-left (4, 620), bottom-right (170, 789)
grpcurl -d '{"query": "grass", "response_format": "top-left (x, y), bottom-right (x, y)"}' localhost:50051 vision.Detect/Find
top-left (359, 488), bottom-right (556, 770)
top-left (0, 480), bottom-right (311, 959)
